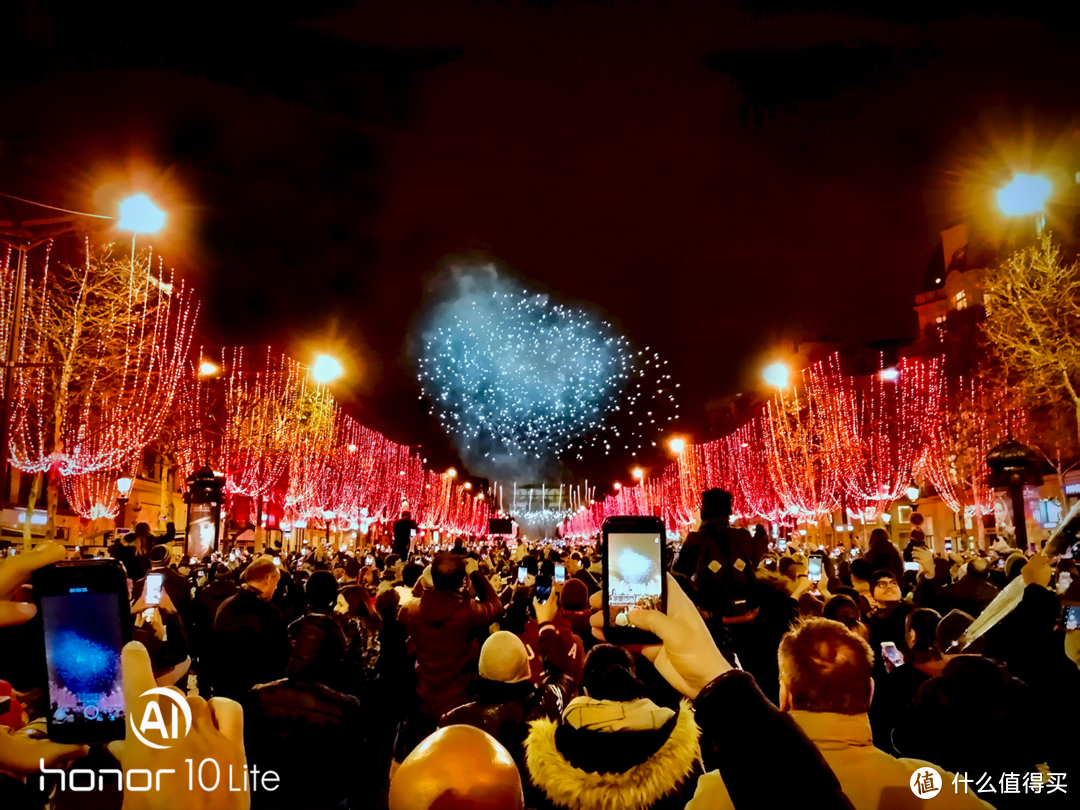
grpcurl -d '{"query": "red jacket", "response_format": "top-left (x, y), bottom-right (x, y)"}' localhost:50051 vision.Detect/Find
top-left (399, 574), bottom-right (503, 718)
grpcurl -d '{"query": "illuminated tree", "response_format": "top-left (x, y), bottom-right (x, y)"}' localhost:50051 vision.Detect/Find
top-left (8, 242), bottom-right (196, 541)
top-left (983, 236), bottom-right (1080, 445)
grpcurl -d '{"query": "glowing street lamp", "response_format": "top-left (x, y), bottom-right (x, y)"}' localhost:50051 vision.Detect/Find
top-left (464, 482), bottom-right (472, 490)
top-left (446, 467), bottom-right (458, 479)
top-left (116, 476), bottom-right (134, 531)
top-left (117, 194), bottom-right (166, 234)
top-left (997, 174), bottom-right (1052, 234)
top-left (613, 481), bottom-right (622, 491)
top-left (763, 362), bottom-right (790, 389)
top-left (199, 360), bottom-right (220, 377)
top-left (312, 354), bottom-right (344, 384)
top-left (879, 367), bottom-right (899, 382)
top-left (632, 467), bottom-right (644, 481)
top-left (905, 484), bottom-right (920, 502)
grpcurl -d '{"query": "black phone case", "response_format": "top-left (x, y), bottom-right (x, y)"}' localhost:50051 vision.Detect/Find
top-left (33, 559), bottom-right (133, 744)
top-left (602, 515), bottom-right (666, 645)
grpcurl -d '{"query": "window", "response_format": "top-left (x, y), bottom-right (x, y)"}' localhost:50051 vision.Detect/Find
top-left (954, 290), bottom-right (968, 310)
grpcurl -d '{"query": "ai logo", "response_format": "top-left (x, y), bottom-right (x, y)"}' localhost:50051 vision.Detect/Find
top-left (130, 688), bottom-right (192, 750)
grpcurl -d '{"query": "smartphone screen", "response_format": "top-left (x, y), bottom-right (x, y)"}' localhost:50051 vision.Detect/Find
top-left (144, 571), bottom-right (164, 606)
top-left (554, 564), bottom-right (566, 583)
top-left (517, 566), bottom-right (527, 584)
top-left (603, 516), bottom-right (666, 644)
top-left (945, 541), bottom-right (953, 552)
top-left (1064, 605), bottom-right (1080, 632)
top-left (880, 641), bottom-right (905, 672)
top-left (777, 537), bottom-right (787, 552)
top-left (34, 560), bottom-right (131, 743)
top-left (807, 555), bottom-right (822, 582)
top-left (904, 561), bottom-right (920, 572)
top-left (365, 555), bottom-right (374, 566)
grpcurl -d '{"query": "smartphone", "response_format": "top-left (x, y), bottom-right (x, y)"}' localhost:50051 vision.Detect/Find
top-left (144, 571), bottom-right (164, 606)
top-left (945, 540), bottom-right (953, 553)
top-left (1062, 604), bottom-right (1080, 632)
top-left (410, 529), bottom-right (417, 538)
top-left (273, 557), bottom-right (280, 567)
top-left (365, 555), bottom-right (374, 566)
top-left (517, 566), bottom-right (528, 585)
top-left (602, 516), bottom-right (666, 645)
top-left (904, 561), bottom-right (920, 572)
top-left (32, 559), bottom-right (132, 743)
top-left (777, 537), bottom-right (787, 552)
top-left (554, 564), bottom-right (566, 583)
top-left (807, 555), bottom-right (823, 583)
top-left (880, 641), bottom-right (905, 673)
top-left (1054, 570), bottom-right (1074, 594)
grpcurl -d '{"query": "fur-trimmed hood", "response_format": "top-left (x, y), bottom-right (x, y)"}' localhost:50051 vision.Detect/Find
top-left (524, 700), bottom-right (701, 810)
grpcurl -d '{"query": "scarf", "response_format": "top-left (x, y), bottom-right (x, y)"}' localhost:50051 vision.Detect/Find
top-left (561, 696), bottom-right (675, 733)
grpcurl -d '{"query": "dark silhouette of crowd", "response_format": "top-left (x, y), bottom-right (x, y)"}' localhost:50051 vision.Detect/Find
top-left (1, 496), bottom-right (1078, 810)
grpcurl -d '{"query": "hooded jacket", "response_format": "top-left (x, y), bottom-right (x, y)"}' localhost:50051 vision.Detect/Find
top-left (524, 699), bottom-right (702, 810)
top-left (399, 573), bottom-right (503, 718)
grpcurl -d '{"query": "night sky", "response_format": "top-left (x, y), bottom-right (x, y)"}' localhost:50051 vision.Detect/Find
top-left (3, 1), bottom-right (1078, 485)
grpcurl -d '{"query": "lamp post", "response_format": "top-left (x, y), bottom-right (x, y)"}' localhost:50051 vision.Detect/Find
top-left (116, 476), bottom-right (133, 534)
top-left (763, 362), bottom-right (790, 389)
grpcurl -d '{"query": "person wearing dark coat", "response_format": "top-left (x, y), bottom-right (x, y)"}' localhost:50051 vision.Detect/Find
top-left (392, 510), bottom-right (418, 559)
top-left (864, 528), bottom-right (904, 583)
top-left (190, 563), bottom-right (238, 661)
top-left (206, 557), bottom-right (288, 700)
top-left (243, 609), bottom-right (365, 810)
top-left (398, 552), bottom-right (503, 723)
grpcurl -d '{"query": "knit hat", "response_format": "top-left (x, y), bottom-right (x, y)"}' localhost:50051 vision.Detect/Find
top-left (478, 631), bottom-right (532, 683)
top-left (149, 544), bottom-right (171, 565)
top-left (559, 578), bottom-right (589, 611)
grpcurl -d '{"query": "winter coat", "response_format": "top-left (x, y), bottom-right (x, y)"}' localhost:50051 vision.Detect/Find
top-left (398, 573), bottom-right (503, 718)
top-left (524, 700), bottom-right (702, 810)
top-left (692, 669), bottom-right (854, 810)
top-left (790, 710), bottom-right (994, 810)
top-left (207, 586), bottom-right (289, 700)
top-left (242, 678), bottom-right (364, 810)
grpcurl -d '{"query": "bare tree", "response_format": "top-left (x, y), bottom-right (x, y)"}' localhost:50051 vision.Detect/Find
top-left (983, 236), bottom-right (1080, 446)
top-left (9, 243), bottom-right (196, 543)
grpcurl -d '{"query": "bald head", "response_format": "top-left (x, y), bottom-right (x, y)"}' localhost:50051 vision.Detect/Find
top-left (389, 726), bottom-right (523, 810)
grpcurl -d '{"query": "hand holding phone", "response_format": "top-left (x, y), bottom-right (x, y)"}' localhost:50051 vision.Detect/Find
top-left (516, 566), bottom-right (528, 585)
top-left (144, 571), bottom-right (164, 606)
top-left (554, 564), bottom-right (566, 583)
top-left (33, 559), bottom-right (131, 743)
top-left (807, 555), bottom-right (823, 583)
top-left (603, 516), bottom-right (666, 644)
top-left (880, 641), bottom-right (905, 673)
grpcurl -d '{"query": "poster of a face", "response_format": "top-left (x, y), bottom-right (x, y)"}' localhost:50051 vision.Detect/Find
top-left (992, 493), bottom-right (1014, 543)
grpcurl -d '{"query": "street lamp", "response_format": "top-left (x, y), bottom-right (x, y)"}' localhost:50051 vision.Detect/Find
top-left (613, 481), bottom-right (621, 491)
top-left (763, 362), bottom-right (790, 389)
top-left (879, 367), bottom-right (899, 382)
top-left (116, 476), bottom-right (133, 531)
top-left (323, 509), bottom-right (335, 545)
top-left (997, 174), bottom-right (1052, 234)
top-left (312, 354), bottom-right (344, 384)
top-left (668, 436), bottom-right (686, 455)
top-left (199, 360), bottom-right (220, 377)
top-left (464, 482), bottom-right (472, 491)
top-left (905, 484), bottom-right (920, 502)
top-left (446, 467), bottom-right (458, 479)
top-left (632, 467), bottom-right (644, 481)
top-left (117, 194), bottom-right (166, 234)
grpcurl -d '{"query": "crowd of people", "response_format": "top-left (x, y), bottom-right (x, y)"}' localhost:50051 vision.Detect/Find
top-left (1, 489), bottom-right (1078, 809)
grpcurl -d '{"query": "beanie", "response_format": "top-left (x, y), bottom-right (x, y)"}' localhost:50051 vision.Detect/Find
top-left (559, 578), bottom-right (589, 611)
top-left (478, 631), bottom-right (532, 683)
top-left (149, 544), bottom-right (171, 565)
